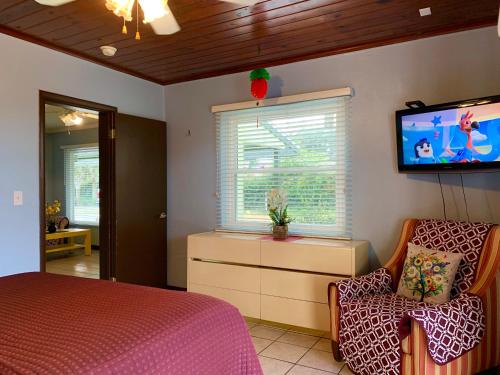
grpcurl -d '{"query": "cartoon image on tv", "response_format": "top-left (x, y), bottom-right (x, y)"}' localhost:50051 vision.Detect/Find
top-left (414, 138), bottom-right (436, 164)
top-left (401, 103), bottom-right (500, 165)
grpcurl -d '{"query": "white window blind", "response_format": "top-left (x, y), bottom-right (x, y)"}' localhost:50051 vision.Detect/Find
top-left (64, 145), bottom-right (100, 226)
top-left (216, 95), bottom-right (351, 238)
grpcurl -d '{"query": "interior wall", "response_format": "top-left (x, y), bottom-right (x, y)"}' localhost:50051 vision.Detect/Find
top-left (45, 128), bottom-right (100, 246)
top-left (165, 27), bottom-right (500, 288)
top-left (0, 33), bottom-right (164, 277)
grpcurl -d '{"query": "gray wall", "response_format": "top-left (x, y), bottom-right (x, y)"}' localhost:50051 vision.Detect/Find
top-left (0, 33), bottom-right (164, 277)
top-left (165, 27), bottom-right (500, 288)
top-left (45, 128), bottom-right (100, 246)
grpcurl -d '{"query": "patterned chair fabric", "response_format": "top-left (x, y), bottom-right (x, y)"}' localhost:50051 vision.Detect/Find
top-left (410, 219), bottom-right (493, 298)
top-left (328, 219), bottom-right (500, 375)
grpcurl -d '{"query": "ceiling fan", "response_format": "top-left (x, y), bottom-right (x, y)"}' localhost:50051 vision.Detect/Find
top-left (34, 0), bottom-right (259, 37)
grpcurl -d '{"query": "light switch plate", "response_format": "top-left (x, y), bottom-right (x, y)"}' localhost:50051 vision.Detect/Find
top-left (419, 7), bottom-right (432, 17)
top-left (13, 191), bottom-right (23, 206)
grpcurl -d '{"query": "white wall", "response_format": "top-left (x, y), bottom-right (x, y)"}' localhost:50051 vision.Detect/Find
top-left (165, 27), bottom-right (500, 288)
top-left (0, 34), bottom-right (164, 277)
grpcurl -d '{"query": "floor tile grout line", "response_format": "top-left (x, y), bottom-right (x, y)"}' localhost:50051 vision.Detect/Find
top-left (252, 323), bottom-right (343, 374)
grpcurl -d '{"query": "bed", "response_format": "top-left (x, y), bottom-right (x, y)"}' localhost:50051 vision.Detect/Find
top-left (0, 272), bottom-right (262, 375)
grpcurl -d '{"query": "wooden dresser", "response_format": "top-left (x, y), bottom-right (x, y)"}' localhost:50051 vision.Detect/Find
top-left (187, 232), bottom-right (369, 331)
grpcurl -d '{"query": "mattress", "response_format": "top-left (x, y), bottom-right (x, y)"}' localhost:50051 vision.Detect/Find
top-left (0, 272), bottom-right (262, 375)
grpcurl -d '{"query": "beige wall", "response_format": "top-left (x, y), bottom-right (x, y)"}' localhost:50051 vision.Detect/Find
top-left (165, 27), bottom-right (500, 288)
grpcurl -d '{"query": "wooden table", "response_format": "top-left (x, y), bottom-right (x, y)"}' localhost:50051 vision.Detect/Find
top-left (46, 228), bottom-right (92, 256)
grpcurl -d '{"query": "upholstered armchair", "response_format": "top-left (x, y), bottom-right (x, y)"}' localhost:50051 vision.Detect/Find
top-left (328, 219), bottom-right (499, 375)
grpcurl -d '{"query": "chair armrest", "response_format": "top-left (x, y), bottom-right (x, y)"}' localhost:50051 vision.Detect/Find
top-left (333, 268), bottom-right (393, 303)
top-left (403, 293), bottom-right (485, 366)
top-left (328, 268), bottom-right (393, 361)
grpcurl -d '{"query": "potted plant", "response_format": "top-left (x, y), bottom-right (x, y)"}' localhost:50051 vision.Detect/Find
top-left (45, 200), bottom-right (61, 233)
top-left (267, 188), bottom-right (293, 240)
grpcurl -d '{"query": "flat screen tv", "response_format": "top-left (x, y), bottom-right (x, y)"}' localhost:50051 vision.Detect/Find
top-left (396, 95), bottom-right (500, 172)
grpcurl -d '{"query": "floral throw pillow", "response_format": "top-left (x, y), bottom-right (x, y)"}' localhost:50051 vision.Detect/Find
top-left (396, 243), bottom-right (464, 304)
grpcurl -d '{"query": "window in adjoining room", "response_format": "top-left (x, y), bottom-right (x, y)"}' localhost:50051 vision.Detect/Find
top-left (216, 94), bottom-right (351, 238)
top-left (64, 145), bottom-right (100, 226)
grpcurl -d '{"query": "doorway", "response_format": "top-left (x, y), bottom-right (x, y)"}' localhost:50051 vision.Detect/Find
top-left (39, 91), bottom-right (116, 280)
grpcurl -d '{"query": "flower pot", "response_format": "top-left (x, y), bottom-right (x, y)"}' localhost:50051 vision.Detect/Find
top-left (272, 225), bottom-right (288, 240)
top-left (47, 223), bottom-right (57, 233)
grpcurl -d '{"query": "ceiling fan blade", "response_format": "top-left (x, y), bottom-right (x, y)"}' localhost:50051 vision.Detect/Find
top-left (150, 5), bottom-right (180, 35)
top-left (222, 0), bottom-right (259, 6)
top-left (34, 0), bottom-right (76, 5)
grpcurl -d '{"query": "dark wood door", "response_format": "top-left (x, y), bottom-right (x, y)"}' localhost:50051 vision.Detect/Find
top-left (115, 114), bottom-right (167, 288)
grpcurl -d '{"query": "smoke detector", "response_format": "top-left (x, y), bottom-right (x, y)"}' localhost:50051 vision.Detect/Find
top-left (100, 45), bottom-right (117, 57)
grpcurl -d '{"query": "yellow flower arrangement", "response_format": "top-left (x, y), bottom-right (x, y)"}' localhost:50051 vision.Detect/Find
top-left (45, 200), bottom-right (61, 225)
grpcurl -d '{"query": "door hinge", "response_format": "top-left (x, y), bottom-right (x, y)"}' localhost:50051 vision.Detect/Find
top-left (110, 129), bottom-right (116, 139)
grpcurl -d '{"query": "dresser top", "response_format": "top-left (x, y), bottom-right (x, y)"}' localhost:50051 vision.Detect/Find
top-left (188, 231), bottom-right (368, 248)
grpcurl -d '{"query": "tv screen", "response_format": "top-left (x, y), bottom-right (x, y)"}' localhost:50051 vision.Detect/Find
top-left (396, 95), bottom-right (500, 172)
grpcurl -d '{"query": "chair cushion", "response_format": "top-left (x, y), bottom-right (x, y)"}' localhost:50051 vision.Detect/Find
top-left (410, 219), bottom-right (493, 298)
top-left (396, 243), bottom-right (463, 304)
top-left (339, 293), bottom-right (423, 375)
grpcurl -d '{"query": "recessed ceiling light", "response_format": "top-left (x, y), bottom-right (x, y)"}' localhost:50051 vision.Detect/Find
top-left (419, 7), bottom-right (432, 17)
top-left (100, 45), bottom-right (117, 57)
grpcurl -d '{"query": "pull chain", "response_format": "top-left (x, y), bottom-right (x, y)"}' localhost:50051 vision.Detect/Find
top-left (122, 17), bottom-right (127, 34)
top-left (135, 0), bottom-right (141, 40)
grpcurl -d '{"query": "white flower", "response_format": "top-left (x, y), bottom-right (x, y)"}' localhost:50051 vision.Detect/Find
top-left (267, 188), bottom-right (287, 211)
top-left (406, 266), bottom-right (417, 278)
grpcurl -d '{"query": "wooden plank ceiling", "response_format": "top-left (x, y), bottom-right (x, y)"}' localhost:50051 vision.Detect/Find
top-left (0, 0), bottom-right (498, 85)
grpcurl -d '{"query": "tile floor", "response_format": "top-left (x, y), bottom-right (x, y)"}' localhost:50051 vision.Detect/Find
top-left (46, 250), bottom-right (100, 279)
top-left (246, 320), bottom-right (353, 375)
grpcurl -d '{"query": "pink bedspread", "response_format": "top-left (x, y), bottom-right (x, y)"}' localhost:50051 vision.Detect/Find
top-left (0, 272), bottom-right (262, 375)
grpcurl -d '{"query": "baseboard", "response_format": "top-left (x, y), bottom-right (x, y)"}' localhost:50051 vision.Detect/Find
top-left (166, 285), bottom-right (187, 291)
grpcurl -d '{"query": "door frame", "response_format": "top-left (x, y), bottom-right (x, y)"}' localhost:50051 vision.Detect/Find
top-left (39, 91), bottom-right (117, 280)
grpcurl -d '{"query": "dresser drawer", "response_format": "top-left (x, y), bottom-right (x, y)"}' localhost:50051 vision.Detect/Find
top-left (188, 233), bottom-right (260, 265)
top-left (261, 240), bottom-right (352, 275)
top-left (261, 268), bottom-right (341, 304)
top-left (261, 295), bottom-right (330, 331)
top-left (189, 260), bottom-right (260, 293)
top-left (189, 283), bottom-right (260, 318)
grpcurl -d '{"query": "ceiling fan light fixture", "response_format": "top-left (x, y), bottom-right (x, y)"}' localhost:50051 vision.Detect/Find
top-left (138, 0), bottom-right (169, 24)
top-left (105, 0), bottom-right (134, 21)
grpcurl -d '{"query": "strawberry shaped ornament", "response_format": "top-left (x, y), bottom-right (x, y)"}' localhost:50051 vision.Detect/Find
top-left (250, 68), bottom-right (270, 100)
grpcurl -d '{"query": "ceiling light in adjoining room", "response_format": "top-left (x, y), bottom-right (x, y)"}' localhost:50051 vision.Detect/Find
top-left (60, 112), bottom-right (83, 127)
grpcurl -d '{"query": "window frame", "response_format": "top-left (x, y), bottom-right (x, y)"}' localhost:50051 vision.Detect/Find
top-left (215, 90), bottom-right (352, 238)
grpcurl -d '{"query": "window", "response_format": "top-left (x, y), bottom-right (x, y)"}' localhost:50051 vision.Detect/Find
top-left (64, 145), bottom-right (100, 225)
top-left (216, 94), bottom-right (351, 237)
